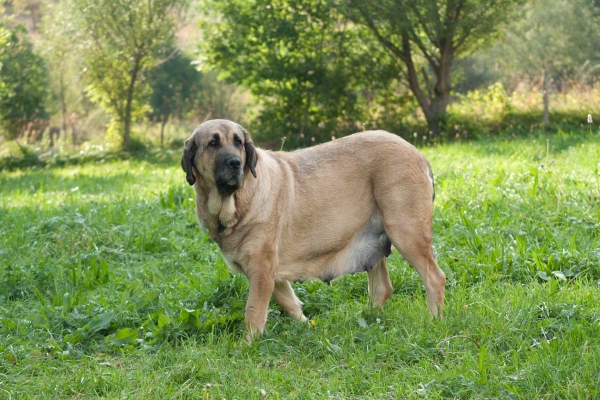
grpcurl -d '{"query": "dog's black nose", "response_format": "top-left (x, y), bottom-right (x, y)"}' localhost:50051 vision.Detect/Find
top-left (227, 157), bottom-right (242, 168)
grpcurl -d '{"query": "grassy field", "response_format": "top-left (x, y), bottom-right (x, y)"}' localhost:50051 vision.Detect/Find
top-left (1, 130), bottom-right (600, 399)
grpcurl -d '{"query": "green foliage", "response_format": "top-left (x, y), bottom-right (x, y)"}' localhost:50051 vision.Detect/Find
top-left (344, 0), bottom-right (528, 136)
top-left (200, 0), bottom-right (403, 145)
top-left (0, 140), bottom-right (182, 171)
top-left (495, 0), bottom-right (598, 86)
top-left (67, 0), bottom-right (186, 149)
top-left (0, 23), bottom-right (50, 139)
top-left (201, 0), bottom-right (530, 141)
top-left (148, 53), bottom-right (202, 123)
top-left (10, 0), bottom-right (49, 31)
top-left (147, 52), bottom-right (202, 144)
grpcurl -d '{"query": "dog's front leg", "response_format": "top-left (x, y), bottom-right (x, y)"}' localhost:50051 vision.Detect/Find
top-left (245, 267), bottom-right (275, 343)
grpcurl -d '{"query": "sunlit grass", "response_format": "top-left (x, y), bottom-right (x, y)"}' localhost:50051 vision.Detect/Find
top-left (1, 130), bottom-right (599, 398)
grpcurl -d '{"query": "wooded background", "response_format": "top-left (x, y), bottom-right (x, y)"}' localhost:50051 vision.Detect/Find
top-left (1, 0), bottom-right (599, 150)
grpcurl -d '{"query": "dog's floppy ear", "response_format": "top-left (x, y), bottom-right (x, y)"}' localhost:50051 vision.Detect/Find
top-left (181, 137), bottom-right (198, 186)
top-left (241, 127), bottom-right (257, 178)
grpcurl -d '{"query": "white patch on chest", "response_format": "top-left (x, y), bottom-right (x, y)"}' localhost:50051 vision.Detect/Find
top-left (207, 187), bottom-right (222, 215)
top-left (219, 195), bottom-right (237, 227)
top-left (206, 187), bottom-right (238, 228)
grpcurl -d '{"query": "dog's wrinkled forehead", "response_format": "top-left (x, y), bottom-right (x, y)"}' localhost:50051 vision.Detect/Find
top-left (192, 119), bottom-right (241, 144)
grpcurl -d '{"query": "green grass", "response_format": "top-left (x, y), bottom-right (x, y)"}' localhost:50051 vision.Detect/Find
top-left (1, 130), bottom-right (600, 398)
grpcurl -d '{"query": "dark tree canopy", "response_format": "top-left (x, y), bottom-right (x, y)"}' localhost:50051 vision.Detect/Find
top-left (0, 24), bottom-right (50, 139)
top-left (147, 52), bottom-right (203, 146)
top-left (201, 0), bottom-right (400, 145)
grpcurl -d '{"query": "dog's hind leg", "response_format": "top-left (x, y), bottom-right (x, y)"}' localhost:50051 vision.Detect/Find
top-left (378, 193), bottom-right (445, 316)
top-left (384, 218), bottom-right (445, 316)
top-left (273, 280), bottom-right (308, 322)
top-left (367, 258), bottom-right (393, 308)
top-left (399, 241), bottom-right (445, 316)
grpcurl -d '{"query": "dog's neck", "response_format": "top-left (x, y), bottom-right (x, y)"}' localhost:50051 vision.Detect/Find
top-left (193, 170), bottom-right (258, 238)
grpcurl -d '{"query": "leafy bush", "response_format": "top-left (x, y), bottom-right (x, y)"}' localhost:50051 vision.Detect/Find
top-left (0, 24), bottom-right (50, 139)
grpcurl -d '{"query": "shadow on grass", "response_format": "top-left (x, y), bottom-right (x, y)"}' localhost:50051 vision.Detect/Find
top-left (0, 144), bottom-right (182, 172)
top-left (0, 169), bottom-right (145, 197)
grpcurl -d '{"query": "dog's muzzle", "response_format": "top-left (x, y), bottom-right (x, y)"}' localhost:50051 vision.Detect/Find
top-left (215, 154), bottom-right (243, 196)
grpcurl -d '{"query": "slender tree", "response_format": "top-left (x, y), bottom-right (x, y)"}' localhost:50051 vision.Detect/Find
top-left (69, 0), bottom-right (185, 149)
top-left (344, 0), bottom-right (527, 136)
top-left (9, 0), bottom-right (49, 31)
top-left (40, 1), bottom-right (87, 145)
top-left (489, 0), bottom-right (600, 129)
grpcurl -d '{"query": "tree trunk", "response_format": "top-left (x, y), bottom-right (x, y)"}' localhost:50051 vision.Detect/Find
top-left (123, 55), bottom-right (142, 150)
top-left (60, 74), bottom-right (68, 136)
top-left (401, 33), bottom-right (453, 138)
top-left (542, 67), bottom-right (550, 130)
top-left (427, 40), bottom-right (453, 138)
top-left (299, 92), bottom-right (310, 137)
top-left (160, 115), bottom-right (168, 147)
top-left (69, 113), bottom-right (78, 145)
top-left (427, 75), bottom-right (452, 137)
top-left (355, 9), bottom-right (456, 139)
top-left (401, 33), bottom-right (434, 132)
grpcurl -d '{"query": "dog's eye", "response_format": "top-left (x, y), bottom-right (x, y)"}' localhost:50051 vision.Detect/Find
top-left (208, 139), bottom-right (218, 148)
top-left (234, 137), bottom-right (243, 147)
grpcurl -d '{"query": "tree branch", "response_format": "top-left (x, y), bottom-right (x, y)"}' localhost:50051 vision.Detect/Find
top-left (154, 48), bottom-right (182, 68)
top-left (401, 32), bottom-right (432, 118)
top-left (407, 2), bottom-right (440, 49)
top-left (453, 2), bottom-right (492, 52)
top-left (354, 5), bottom-right (407, 63)
top-left (421, 66), bottom-right (433, 98)
top-left (406, 26), bottom-right (440, 72)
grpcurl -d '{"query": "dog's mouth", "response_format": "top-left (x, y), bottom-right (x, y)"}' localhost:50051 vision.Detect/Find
top-left (215, 172), bottom-right (242, 195)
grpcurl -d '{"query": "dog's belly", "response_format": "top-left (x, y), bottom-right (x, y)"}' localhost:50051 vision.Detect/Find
top-left (277, 214), bottom-right (392, 283)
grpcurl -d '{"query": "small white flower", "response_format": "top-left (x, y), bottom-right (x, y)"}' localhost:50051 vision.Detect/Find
top-left (311, 137), bottom-right (315, 142)
top-left (300, 133), bottom-right (304, 138)
top-left (588, 114), bottom-right (593, 124)
top-left (331, 136), bottom-right (335, 141)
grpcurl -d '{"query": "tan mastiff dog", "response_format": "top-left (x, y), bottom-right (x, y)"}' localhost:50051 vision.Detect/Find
top-left (181, 119), bottom-right (445, 342)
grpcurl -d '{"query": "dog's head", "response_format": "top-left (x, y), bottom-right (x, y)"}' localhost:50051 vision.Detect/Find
top-left (181, 119), bottom-right (257, 195)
